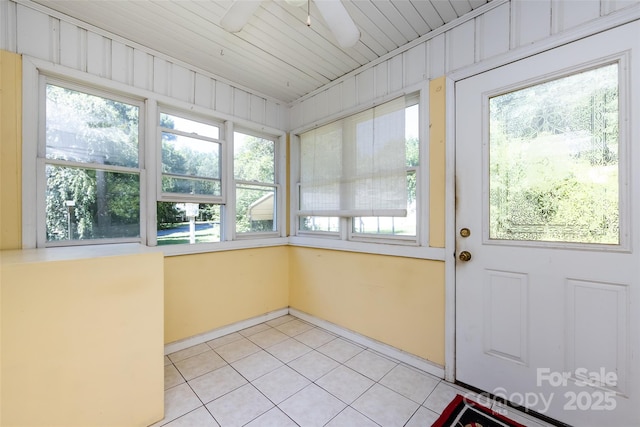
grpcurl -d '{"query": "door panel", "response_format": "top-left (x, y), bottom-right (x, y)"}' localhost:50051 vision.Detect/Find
top-left (455, 21), bottom-right (639, 427)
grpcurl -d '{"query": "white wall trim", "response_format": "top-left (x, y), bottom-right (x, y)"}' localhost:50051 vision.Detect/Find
top-left (289, 308), bottom-right (445, 379)
top-left (448, 4), bottom-right (640, 82)
top-left (164, 308), bottom-right (290, 355)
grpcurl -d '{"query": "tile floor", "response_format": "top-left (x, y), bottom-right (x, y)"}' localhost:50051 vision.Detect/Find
top-left (151, 315), bottom-right (553, 427)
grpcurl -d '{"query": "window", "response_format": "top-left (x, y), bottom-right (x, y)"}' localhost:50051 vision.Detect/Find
top-left (157, 112), bottom-right (224, 245)
top-left (234, 131), bottom-right (278, 235)
top-left (296, 94), bottom-right (420, 244)
top-left (43, 82), bottom-right (143, 245)
top-left (34, 71), bottom-right (285, 250)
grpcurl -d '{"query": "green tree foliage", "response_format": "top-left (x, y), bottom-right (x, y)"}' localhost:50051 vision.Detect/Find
top-left (45, 85), bottom-right (140, 241)
top-left (234, 135), bottom-right (275, 233)
top-left (489, 64), bottom-right (619, 244)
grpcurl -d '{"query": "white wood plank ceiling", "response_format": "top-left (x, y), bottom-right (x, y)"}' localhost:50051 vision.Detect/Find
top-left (29, 0), bottom-right (490, 103)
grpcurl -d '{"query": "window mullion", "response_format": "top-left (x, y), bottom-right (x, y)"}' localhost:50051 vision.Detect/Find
top-left (146, 99), bottom-right (158, 246)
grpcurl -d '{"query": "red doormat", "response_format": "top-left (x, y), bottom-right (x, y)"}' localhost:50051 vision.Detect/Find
top-left (432, 394), bottom-right (525, 427)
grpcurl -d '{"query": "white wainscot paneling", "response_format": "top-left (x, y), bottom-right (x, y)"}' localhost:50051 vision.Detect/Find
top-left (111, 40), bottom-right (133, 86)
top-left (87, 32), bottom-right (110, 79)
top-left (249, 95), bottom-right (266, 124)
top-left (476, 1), bottom-right (510, 61)
top-left (388, 54), bottom-right (404, 93)
top-left (170, 63), bottom-right (194, 104)
top-left (153, 56), bottom-right (170, 96)
top-left (446, 19), bottom-right (475, 72)
top-left (552, 0), bottom-right (601, 34)
top-left (565, 279), bottom-right (629, 395)
top-left (59, 21), bottom-right (85, 71)
top-left (313, 90), bottom-right (329, 121)
top-left (428, 34), bottom-right (446, 79)
top-left (602, 0), bottom-right (640, 14)
top-left (214, 81), bottom-right (233, 115)
top-left (266, 100), bottom-right (284, 130)
top-left (374, 62), bottom-right (389, 99)
top-left (404, 43), bottom-right (427, 86)
top-left (482, 269), bottom-right (529, 365)
top-left (356, 67), bottom-right (375, 105)
top-left (16, 4), bottom-right (52, 60)
top-left (194, 73), bottom-right (214, 109)
top-left (342, 78), bottom-right (357, 112)
top-left (512, 0), bottom-right (552, 47)
top-left (326, 84), bottom-right (342, 118)
top-left (133, 49), bottom-right (153, 91)
top-left (1, 0), bottom-right (18, 52)
top-left (233, 88), bottom-right (250, 120)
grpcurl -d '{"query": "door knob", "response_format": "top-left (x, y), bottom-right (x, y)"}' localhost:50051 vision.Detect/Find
top-left (458, 251), bottom-right (472, 262)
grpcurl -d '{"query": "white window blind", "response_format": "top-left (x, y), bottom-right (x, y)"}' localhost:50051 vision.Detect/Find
top-left (299, 97), bottom-right (407, 217)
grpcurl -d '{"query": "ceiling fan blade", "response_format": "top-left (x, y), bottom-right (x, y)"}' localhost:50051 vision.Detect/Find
top-left (220, 0), bottom-right (264, 33)
top-left (314, 0), bottom-right (360, 49)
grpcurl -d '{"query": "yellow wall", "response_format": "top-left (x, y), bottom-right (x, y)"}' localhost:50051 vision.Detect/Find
top-left (0, 50), bottom-right (22, 250)
top-left (289, 248), bottom-right (445, 364)
top-left (429, 76), bottom-right (446, 248)
top-left (1, 250), bottom-right (165, 427)
top-left (164, 247), bottom-right (289, 343)
top-left (288, 78), bottom-right (448, 367)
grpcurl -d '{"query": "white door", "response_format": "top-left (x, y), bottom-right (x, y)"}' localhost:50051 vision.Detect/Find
top-left (455, 21), bottom-right (640, 427)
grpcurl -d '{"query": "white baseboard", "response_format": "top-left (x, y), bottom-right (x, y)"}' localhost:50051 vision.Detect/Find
top-left (164, 307), bottom-right (289, 355)
top-left (164, 306), bottom-right (445, 380)
top-left (288, 308), bottom-right (445, 379)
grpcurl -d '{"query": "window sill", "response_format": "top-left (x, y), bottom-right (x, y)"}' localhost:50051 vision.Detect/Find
top-left (1, 243), bottom-right (160, 265)
top-left (159, 237), bottom-right (290, 257)
top-left (288, 236), bottom-right (446, 261)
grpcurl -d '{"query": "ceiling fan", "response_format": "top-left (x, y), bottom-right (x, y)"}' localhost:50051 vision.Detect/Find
top-left (220, 0), bottom-right (360, 49)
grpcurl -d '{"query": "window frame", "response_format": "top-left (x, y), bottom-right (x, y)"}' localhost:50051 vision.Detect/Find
top-left (232, 128), bottom-right (282, 240)
top-left (37, 76), bottom-right (146, 248)
top-left (23, 58), bottom-right (288, 253)
top-left (157, 107), bottom-right (226, 205)
top-left (292, 90), bottom-right (427, 250)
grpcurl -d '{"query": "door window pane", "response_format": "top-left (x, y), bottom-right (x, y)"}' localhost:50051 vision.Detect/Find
top-left (489, 64), bottom-right (619, 244)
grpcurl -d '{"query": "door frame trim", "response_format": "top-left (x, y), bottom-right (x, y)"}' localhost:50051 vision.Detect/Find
top-left (443, 9), bottom-right (640, 383)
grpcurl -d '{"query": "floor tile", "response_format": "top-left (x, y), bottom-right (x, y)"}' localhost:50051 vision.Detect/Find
top-left (164, 364), bottom-right (185, 390)
top-left (168, 343), bottom-right (210, 363)
top-left (252, 365), bottom-right (311, 404)
top-left (246, 328), bottom-right (289, 348)
top-left (379, 364), bottom-right (439, 404)
top-left (344, 350), bottom-right (397, 381)
top-left (188, 365), bottom-right (247, 404)
top-left (174, 350), bottom-right (227, 381)
top-left (275, 319), bottom-right (315, 336)
top-left (316, 365), bottom-right (374, 404)
top-left (423, 381), bottom-right (459, 414)
top-left (294, 327), bottom-right (335, 348)
top-left (206, 332), bottom-right (243, 349)
top-left (265, 315), bottom-right (297, 327)
top-left (266, 338), bottom-right (312, 363)
top-left (279, 383), bottom-right (346, 427)
top-left (317, 337), bottom-right (364, 363)
top-left (151, 383), bottom-right (201, 426)
top-left (288, 350), bottom-right (340, 381)
top-left (205, 384), bottom-right (273, 427)
top-left (215, 337), bottom-right (261, 363)
top-left (404, 406), bottom-right (440, 426)
top-left (352, 383), bottom-right (419, 427)
top-left (164, 356), bottom-right (172, 366)
top-left (231, 350), bottom-right (283, 381)
top-left (163, 407), bottom-right (220, 427)
top-left (325, 407), bottom-right (379, 427)
top-left (244, 407), bottom-right (299, 427)
top-left (239, 323), bottom-right (271, 337)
